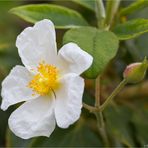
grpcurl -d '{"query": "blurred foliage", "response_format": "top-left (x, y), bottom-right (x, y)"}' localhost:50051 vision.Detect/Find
top-left (0, 0), bottom-right (148, 147)
top-left (71, 0), bottom-right (95, 11)
top-left (0, 1), bottom-right (21, 146)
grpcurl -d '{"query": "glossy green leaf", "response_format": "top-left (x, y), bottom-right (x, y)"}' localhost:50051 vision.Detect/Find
top-left (71, 0), bottom-right (95, 11)
top-left (120, 0), bottom-right (148, 16)
top-left (10, 4), bottom-right (88, 29)
top-left (104, 105), bottom-right (135, 147)
top-left (63, 27), bottom-right (119, 79)
top-left (113, 19), bottom-right (148, 40)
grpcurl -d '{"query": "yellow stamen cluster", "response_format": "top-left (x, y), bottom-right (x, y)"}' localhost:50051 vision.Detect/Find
top-left (28, 62), bottom-right (59, 96)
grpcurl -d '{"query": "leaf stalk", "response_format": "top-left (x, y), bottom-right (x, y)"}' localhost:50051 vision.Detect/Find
top-left (95, 0), bottom-right (106, 28)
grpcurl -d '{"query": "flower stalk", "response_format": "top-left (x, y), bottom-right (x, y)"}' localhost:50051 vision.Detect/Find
top-left (99, 79), bottom-right (128, 111)
top-left (95, 112), bottom-right (109, 146)
top-left (95, 76), bottom-right (101, 108)
top-left (83, 102), bottom-right (98, 112)
top-left (95, 76), bottom-right (109, 146)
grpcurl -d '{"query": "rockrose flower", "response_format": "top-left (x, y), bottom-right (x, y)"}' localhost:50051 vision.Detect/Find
top-left (1, 19), bottom-right (93, 139)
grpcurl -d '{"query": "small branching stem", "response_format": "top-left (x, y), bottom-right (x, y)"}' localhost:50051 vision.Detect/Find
top-left (95, 76), bottom-right (101, 108)
top-left (99, 79), bottom-right (128, 111)
top-left (95, 76), bottom-right (109, 146)
top-left (83, 79), bottom-right (128, 113)
top-left (83, 79), bottom-right (127, 145)
top-left (83, 103), bottom-right (98, 112)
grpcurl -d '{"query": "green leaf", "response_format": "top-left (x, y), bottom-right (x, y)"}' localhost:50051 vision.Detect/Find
top-left (63, 27), bottom-right (119, 79)
top-left (120, 0), bottom-right (148, 16)
top-left (104, 105), bottom-right (135, 147)
top-left (113, 19), bottom-right (148, 40)
top-left (10, 4), bottom-right (88, 29)
top-left (71, 0), bottom-right (95, 11)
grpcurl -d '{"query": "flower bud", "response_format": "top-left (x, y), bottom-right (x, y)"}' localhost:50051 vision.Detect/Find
top-left (123, 58), bottom-right (148, 84)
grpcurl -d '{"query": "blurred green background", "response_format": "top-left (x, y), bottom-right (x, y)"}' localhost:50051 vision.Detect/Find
top-left (0, 0), bottom-right (148, 147)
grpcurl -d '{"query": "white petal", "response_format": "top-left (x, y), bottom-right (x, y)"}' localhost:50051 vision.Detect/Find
top-left (1, 66), bottom-right (38, 111)
top-left (58, 43), bottom-right (93, 75)
top-left (55, 73), bottom-right (84, 128)
top-left (16, 19), bottom-right (57, 72)
top-left (8, 96), bottom-right (56, 139)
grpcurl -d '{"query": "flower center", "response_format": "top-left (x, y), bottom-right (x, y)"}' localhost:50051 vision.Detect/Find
top-left (28, 62), bottom-right (59, 96)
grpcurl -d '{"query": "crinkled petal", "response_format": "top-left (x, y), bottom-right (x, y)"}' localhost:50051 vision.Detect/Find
top-left (16, 19), bottom-right (57, 72)
top-left (55, 73), bottom-right (84, 128)
top-left (8, 96), bottom-right (55, 139)
top-left (58, 43), bottom-right (93, 75)
top-left (1, 66), bottom-right (38, 111)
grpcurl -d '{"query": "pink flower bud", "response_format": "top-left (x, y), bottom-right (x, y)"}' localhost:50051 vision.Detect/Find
top-left (123, 58), bottom-right (148, 84)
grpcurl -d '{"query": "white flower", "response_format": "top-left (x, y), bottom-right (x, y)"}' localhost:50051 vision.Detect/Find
top-left (1, 19), bottom-right (93, 139)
